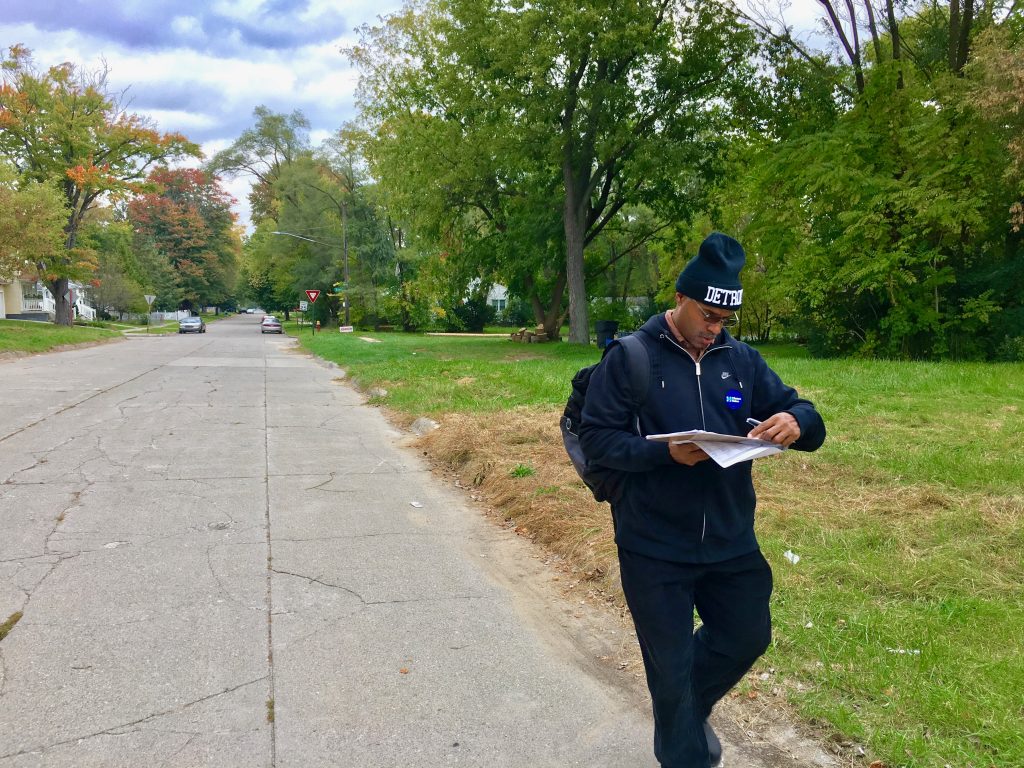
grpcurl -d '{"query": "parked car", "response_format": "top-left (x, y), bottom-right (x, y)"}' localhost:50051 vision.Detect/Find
top-left (178, 316), bottom-right (206, 334)
top-left (260, 315), bottom-right (282, 334)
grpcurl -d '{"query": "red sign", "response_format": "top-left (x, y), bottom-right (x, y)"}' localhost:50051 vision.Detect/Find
top-left (305, 290), bottom-right (320, 303)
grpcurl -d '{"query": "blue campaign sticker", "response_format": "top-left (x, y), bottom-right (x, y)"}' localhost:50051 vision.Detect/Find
top-left (724, 388), bottom-right (743, 410)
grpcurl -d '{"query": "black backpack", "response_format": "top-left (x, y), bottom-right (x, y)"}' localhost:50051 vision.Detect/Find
top-left (560, 334), bottom-right (650, 503)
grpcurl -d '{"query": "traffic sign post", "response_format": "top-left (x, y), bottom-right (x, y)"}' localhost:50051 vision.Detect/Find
top-left (304, 290), bottom-right (320, 334)
top-left (144, 294), bottom-right (156, 334)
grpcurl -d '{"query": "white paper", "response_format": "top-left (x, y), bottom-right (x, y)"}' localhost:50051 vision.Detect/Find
top-left (646, 430), bottom-right (784, 468)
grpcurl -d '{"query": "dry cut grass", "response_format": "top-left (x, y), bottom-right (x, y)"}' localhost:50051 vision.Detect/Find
top-left (415, 405), bottom-right (621, 593)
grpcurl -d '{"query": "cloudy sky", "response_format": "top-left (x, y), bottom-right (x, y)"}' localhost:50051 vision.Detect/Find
top-left (0, 0), bottom-right (404, 228)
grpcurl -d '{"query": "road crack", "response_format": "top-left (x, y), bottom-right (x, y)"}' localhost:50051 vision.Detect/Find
top-left (0, 675), bottom-right (269, 761)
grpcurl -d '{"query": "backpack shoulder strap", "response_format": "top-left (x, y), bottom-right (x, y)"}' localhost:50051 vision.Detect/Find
top-left (615, 334), bottom-right (650, 410)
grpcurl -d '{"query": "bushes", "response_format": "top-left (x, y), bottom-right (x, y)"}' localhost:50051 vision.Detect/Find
top-left (995, 336), bottom-right (1024, 362)
top-left (589, 297), bottom-right (655, 332)
top-left (443, 294), bottom-right (496, 332)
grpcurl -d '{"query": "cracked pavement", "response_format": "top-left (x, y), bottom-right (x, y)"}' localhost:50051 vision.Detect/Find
top-left (0, 316), bottom-right (654, 767)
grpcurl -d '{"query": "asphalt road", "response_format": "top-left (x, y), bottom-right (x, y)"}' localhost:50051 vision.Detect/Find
top-left (0, 315), bottom-right (655, 768)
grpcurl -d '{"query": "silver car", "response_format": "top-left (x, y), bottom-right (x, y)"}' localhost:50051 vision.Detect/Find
top-left (178, 316), bottom-right (206, 334)
top-left (260, 315), bottom-right (283, 334)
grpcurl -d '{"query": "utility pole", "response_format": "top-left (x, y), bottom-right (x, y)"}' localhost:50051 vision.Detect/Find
top-left (341, 199), bottom-right (349, 326)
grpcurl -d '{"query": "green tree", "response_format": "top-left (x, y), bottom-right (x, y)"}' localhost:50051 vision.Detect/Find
top-left (964, 26), bottom-right (1024, 231)
top-left (712, 2), bottom-right (1022, 359)
top-left (206, 106), bottom-right (312, 220)
top-left (254, 128), bottom-right (409, 329)
top-left (76, 217), bottom-right (147, 318)
top-left (351, 0), bottom-right (756, 342)
top-left (0, 160), bottom-right (67, 281)
top-left (0, 45), bottom-right (199, 325)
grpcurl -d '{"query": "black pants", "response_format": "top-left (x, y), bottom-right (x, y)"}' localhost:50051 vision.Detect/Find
top-left (618, 548), bottom-right (773, 768)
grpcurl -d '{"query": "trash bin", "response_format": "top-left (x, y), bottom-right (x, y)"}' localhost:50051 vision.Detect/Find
top-left (595, 320), bottom-right (619, 349)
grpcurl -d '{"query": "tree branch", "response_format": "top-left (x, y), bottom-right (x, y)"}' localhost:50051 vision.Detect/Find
top-left (728, 6), bottom-right (855, 99)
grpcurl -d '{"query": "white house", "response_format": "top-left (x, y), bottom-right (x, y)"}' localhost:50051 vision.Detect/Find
top-left (0, 278), bottom-right (96, 321)
top-left (465, 279), bottom-right (509, 313)
top-left (487, 284), bottom-right (508, 312)
top-left (0, 280), bottom-right (11, 319)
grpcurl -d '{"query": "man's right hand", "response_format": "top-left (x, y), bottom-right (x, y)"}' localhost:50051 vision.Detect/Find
top-left (669, 441), bottom-right (710, 466)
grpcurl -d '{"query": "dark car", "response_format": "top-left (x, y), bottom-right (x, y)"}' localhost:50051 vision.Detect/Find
top-left (178, 316), bottom-right (206, 334)
top-left (260, 315), bottom-right (283, 334)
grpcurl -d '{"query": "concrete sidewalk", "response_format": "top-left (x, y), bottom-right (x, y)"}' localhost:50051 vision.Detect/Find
top-left (0, 318), bottom-right (653, 767)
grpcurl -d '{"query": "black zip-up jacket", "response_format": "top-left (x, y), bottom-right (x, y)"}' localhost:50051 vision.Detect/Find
top-left (579, 314), bottom-right (826, 564)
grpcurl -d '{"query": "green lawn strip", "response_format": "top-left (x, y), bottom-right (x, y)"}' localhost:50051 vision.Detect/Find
top-left (0, 318), bottom-right (120, 353)
top-left (124, 322), bottom-right (179, 335)
top-left (297, 332), bottom-right (1024, 767)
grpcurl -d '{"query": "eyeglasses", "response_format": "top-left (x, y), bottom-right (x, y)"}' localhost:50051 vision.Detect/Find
top-left (692, 301), bottom-right (738, 328)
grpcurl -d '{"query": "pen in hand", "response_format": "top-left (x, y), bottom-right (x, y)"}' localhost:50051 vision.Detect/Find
top-left (745, 418), bottom-right (762, 427)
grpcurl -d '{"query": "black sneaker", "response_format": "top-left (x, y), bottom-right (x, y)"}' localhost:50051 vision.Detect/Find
top-left (704, 720), bottom-right (722, 767)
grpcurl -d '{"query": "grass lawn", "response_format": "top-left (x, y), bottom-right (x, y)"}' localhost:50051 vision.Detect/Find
top-left (296, 330), bottom-right (1023, 768)
top-left (0, 318), bottom-right (121, 353)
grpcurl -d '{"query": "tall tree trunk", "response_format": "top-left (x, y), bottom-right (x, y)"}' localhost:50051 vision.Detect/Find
top-left (955, 0), bottom-right (974, 74)
top-left (48, 277), bottom-right (73, 326)
top-left (948, 0), bottom-right (962, 72)
top-left (885, 0), bottom-right (904, 89)
top-left (51, 215), bottom-right (81, 326)
top-left (563, 173), bottom-right (590, 345)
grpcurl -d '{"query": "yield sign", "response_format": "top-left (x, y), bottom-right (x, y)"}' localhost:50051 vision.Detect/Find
top-left (304, 289), bottom-right (321, 303)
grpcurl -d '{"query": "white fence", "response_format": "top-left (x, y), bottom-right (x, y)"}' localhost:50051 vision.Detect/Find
top-left (151, 310), bottom-right (191, 321)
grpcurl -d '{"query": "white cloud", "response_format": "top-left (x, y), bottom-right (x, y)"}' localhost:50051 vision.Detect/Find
top-left (170, 15), bottom-right (203, 38)
top-left (143, 108), bottom-right (219, 134)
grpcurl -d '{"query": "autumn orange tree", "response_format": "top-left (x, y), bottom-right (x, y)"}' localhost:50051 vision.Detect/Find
top-left (0, 45), bottom-right (198, 325)
top-left (128, 168), bottom-right (241, 312)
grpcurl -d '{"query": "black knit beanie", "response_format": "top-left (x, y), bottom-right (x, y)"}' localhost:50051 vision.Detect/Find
top-left (675, 232), bottom-right (745, 309)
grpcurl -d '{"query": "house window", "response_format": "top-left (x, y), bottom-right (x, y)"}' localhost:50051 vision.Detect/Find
top-left (490, 299), bottom-right (506, 311)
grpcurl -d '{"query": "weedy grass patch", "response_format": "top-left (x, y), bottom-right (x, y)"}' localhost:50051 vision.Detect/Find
top-left (0, 319), bottom-right (120, 354)
top-left (0, 611), bottom-right (22, 642)
top-left (299, 331), bottom-right (1024, 768)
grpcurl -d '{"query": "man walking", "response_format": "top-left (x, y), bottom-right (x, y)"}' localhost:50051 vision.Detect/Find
top-left (579, 232), bottom-right (826, 767)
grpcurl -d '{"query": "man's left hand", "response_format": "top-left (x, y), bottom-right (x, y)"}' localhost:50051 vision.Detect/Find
top-left (748, 412), bottom-right (801, 448)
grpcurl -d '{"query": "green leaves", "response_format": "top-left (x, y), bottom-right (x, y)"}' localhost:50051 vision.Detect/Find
top-left (350, 0), bottom-right (756, 341)
top-left (0, 161), bottom-right (67, 280)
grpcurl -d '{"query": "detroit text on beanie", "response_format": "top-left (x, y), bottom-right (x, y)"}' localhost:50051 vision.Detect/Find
top-left (675, 232), bottom-right (745, 309)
